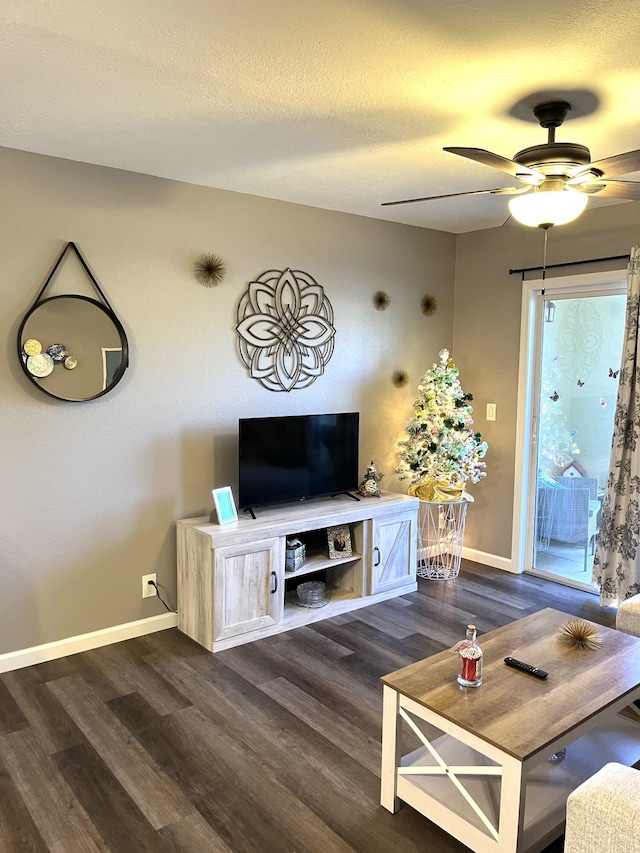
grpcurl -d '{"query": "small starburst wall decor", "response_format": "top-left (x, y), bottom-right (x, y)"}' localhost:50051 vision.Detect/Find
top-left (557, 619), bottom-right (603, 651)
top-left (194, 253), bottom-right (227, 287)
top-left (421, 294), bottom-right (438, 316)
top-left (373, 291), bottom-right (390, 311)
top-left (392, 370), bottom-right (409, 388)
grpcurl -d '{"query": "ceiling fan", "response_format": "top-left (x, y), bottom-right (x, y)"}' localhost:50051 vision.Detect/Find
top-left (382, 100), bottom-right (640, 227)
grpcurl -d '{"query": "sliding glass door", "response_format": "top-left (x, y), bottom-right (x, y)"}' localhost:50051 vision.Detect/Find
top-left (531, 288), bottom-right (626, 588)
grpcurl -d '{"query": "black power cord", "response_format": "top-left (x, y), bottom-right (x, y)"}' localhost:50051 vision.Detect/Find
top-left (147, 579), bottom-right (177, 613)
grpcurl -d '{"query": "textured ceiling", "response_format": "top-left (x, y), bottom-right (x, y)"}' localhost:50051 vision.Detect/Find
top-left (2, 0), bottom-right (640, 233)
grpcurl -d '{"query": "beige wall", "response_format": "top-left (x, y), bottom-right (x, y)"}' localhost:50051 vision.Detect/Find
top-left (4, 142), bottom-right (638, 657)
top-left (454, 202), bottom-right (640, 562)
top-left (0, 146), bottom-right (456, 655)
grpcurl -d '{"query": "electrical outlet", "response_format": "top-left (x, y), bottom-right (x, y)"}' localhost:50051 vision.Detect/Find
top-left (142, 573), bottom-right (157, 599)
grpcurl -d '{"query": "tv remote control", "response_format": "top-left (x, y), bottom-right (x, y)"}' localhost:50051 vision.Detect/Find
top-left (504, 657), bottom-right (548, 679)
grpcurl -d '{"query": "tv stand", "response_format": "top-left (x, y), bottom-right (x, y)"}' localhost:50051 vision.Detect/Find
top-left (333, 490), bottom-right (360, 501)
top-left (242, 507), bottom-right (257, 520)
top-left (177, 491), bottom-right (418, 652)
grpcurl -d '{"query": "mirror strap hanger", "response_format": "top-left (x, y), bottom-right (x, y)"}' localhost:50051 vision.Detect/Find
top-left (29, 241), bottom-right (114, 313)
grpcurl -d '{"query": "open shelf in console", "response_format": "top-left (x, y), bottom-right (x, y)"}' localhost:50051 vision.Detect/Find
top-left (284, 524), bottom-right (361, 580)
top-left (285, 551), bottom-right (361, 579)
top-left (283, 556), bottom-right (363, 624)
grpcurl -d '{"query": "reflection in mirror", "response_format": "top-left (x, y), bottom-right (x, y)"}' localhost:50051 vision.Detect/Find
top-left (18, 295), bottom-right (128, 402)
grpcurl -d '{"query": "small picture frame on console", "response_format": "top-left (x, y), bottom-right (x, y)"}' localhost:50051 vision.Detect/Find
top-left (212, 486), bottom-right (238, 525)
top-left (327, 524), bottom-right (352, 559)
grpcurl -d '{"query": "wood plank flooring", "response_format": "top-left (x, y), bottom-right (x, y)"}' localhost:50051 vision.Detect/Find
top-left (0, 562), bottom-right (617, 852)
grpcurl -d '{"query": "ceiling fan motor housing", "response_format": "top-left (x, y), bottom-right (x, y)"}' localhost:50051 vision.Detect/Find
top-left (514, 142), bottom-right (592, 177)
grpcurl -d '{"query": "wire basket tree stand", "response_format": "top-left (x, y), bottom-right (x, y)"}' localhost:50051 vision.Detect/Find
top-left (416, 499), bottom-right (468, 579)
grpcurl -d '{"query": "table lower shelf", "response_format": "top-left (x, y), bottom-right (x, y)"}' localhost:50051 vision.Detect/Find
top-left (396, 712), bottom-right (640, 853)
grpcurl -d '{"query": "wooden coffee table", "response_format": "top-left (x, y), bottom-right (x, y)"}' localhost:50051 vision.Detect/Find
top-left (380, 608), bottom-right (640, 853)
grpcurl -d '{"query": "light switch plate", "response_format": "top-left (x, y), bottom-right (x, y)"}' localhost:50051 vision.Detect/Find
top-left (486, 403), bottom-right (497, 421)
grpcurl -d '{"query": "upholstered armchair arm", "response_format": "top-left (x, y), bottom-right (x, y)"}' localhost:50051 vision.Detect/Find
top-left (564, 762), bottom-right (640, 853)
top-left (616, 592), bottom-right (640, 636)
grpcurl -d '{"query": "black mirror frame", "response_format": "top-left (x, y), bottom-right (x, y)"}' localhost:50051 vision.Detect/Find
top-left (17, 242), bottom-right (129, 403)
top-left (17, 294), bottom-right (129, 402)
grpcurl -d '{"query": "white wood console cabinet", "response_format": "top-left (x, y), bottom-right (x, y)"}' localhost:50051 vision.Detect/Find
top-left (177, 491), bottom-right (418, 652)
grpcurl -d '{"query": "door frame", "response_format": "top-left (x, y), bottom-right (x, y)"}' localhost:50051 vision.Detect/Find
top-left (511, 268), bottom-right (627, 575)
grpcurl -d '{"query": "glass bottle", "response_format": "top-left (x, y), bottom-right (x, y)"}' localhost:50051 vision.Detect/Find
top-left (457, 624), bottom-right (483, 687)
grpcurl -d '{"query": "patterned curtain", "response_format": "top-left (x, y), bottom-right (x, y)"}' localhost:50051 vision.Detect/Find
top-left (593, 247), bottom-right (640, 606)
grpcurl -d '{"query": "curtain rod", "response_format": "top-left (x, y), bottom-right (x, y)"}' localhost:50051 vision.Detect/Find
top-left (509, 253), bottom-right (630, 277)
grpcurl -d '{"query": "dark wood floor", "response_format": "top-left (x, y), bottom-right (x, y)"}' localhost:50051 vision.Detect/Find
top-left (0, 563), bottom-right (616, 853)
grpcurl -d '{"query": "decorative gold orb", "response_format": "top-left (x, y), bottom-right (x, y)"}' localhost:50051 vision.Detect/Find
top-left (557, 619), bottom-right (603, 651)
top-left (23, 339), bottom-right (42, 356)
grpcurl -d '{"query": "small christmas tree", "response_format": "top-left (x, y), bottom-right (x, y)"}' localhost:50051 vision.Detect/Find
top-left (397, 349), bottom-right (488, 490)
top-left (538, 357), bottom-right (580, 473)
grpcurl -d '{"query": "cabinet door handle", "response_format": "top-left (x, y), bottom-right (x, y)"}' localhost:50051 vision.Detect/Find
top-left (270, 571), bottom-right (278, 594)
top-left (373, 546), bottom-right (381, 567)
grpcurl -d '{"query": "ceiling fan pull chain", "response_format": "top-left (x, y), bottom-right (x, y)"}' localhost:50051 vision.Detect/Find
top-left (542, 226), bottom-right (549, 285)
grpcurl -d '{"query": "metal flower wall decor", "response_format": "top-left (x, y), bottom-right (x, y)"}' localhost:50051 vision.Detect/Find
top-left (236, 268), bottom-right (336, 392)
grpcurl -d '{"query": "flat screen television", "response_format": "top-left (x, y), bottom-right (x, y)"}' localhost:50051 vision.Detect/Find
top-left (238, 412), bottom-right (359, 513)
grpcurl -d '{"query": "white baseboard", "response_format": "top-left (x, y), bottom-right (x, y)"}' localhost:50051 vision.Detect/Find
top-left (0, 551), bottom-right (516, 673)
top-left (462, 546), bottom-right (516, 574)
top-left (0, 613), bottom-right (178, 674)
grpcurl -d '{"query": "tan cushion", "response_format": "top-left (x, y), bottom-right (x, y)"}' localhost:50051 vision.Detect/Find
top-left (564, 762), bottom-right (640, 853)
top-left (617, 593), bottom-right (640, 636)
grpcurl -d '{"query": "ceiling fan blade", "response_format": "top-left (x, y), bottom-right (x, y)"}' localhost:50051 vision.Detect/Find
top-left (444, 147), bottom-right (542, 185)
top-left (571, 180), bottom-right (640, 201)
top-left (381, 186), bottom-right (526, 207)
top-left (569, 149), bottom-right (640, 180)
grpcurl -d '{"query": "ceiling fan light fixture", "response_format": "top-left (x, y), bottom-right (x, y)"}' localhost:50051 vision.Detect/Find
top-left (507, 186), bottom-right (588, 228)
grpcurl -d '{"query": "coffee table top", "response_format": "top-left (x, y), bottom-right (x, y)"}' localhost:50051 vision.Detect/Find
top-left (381, 608), bottom-right (640, 760)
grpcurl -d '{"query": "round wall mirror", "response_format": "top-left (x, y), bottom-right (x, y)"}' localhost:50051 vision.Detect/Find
top-left (18, 295), bottom-right (129, 402)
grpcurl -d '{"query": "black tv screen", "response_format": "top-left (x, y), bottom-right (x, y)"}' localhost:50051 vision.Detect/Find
top-left (238, 412), bottom-right (359, 510)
